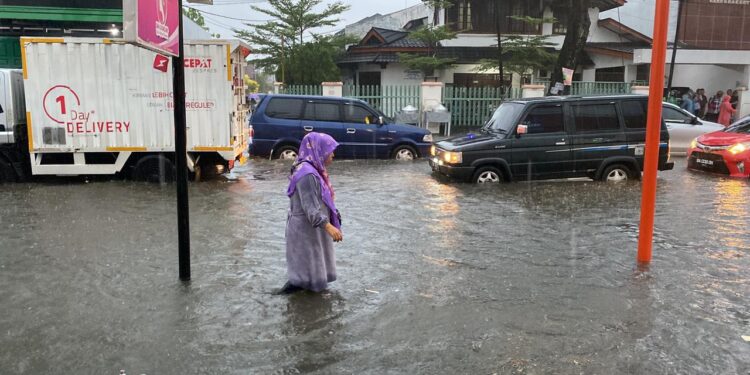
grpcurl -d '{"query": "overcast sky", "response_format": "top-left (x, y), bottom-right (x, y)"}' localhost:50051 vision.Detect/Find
top-left (188, 0), bottom-right (423, 40)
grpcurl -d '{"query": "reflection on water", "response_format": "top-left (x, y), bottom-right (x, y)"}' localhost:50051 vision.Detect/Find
top-left (0, 158), bottom-right (748, 373)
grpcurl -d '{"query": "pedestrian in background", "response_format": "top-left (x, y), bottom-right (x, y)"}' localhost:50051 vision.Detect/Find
top-left (694, 88), bottom-right (708, 118)
top-left (680, 91), bottom-right (695, 114)
top-left (718, 94), bottom-right (736, 127)
top-left (706, 90), bottom-right (723, 122)
top-left (276, 132), bottom-right (343, 294)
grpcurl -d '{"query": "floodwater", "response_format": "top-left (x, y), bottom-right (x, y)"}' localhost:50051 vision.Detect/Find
top-left (1, 158), bottom-right (748, 374)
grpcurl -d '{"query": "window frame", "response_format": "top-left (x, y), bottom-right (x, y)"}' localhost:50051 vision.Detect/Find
top-left (517, 103), bottom-right (567, 136)
top-left (265, 97), bottom-right (305, 120)
top-left (301, 100), bottom-right (343, 123)
top-left (342, 102), bottom-right (378, 124)
top-left (570, 101), bottom-right (623, 134)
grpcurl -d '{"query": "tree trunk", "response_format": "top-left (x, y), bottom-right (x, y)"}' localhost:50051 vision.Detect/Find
top-left (495, 0), bottom-right (504, 94)
top-left (549, 0), bottom-right (591, 95)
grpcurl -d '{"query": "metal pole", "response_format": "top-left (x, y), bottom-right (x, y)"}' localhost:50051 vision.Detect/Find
top-left (173, 0), bottom-right (191, 280)
top-left (637, 0), bottom-right (670, 264)
top-left (666, 0), bottom-right (683, 96)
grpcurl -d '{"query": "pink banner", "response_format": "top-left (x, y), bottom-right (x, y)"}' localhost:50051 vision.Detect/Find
top-left (137, 0), bottom-right (180, 56)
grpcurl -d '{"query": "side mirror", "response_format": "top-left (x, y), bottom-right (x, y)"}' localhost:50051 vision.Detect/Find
top-left (378, 116), bottom-right (385, 126)
top-left (691, 116), bottom-right (700, 125)
top-left (516, 124), bottom-right (528, 136)
top-left (0, 103), bottom-right (4, 114)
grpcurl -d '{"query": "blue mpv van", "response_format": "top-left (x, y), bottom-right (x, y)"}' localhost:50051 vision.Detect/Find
top-left (249, 95), bottom-right (433, 160)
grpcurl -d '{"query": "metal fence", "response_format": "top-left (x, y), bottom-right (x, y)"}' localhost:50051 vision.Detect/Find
top-left (443, 86), bottom-right (522, 129)
top-left (280, 85), bottom-right (322, 96)
top-left (343, 85), bottom-right (421, 118)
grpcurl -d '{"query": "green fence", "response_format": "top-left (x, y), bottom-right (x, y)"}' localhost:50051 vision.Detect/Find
top-left (443, 86), bottom-right (521, 129)
top-left (343, 85), bottom-right (421, 117)
top-left (280, 85), bottom-right (322, 96)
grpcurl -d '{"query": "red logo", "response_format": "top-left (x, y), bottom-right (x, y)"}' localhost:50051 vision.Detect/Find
top-left (153, 54), bottom-right (169, 72)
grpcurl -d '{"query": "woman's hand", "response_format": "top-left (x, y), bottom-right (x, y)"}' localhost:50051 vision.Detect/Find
top-left (325, 223), bottom-right (343, 242)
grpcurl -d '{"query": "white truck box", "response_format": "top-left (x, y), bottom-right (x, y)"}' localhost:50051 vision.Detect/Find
top-left (20, 37), bottom-right (249, 176)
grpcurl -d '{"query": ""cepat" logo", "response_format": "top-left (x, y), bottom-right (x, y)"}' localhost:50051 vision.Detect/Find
top-left (184, 58), bottom-right (212, 68)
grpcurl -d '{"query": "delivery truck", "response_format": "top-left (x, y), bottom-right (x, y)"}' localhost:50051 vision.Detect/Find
top-left (0, 37), bottom-right (251, 182)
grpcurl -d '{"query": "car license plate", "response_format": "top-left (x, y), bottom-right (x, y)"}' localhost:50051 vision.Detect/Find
top-left (696, 158), bottom-right (714, 166)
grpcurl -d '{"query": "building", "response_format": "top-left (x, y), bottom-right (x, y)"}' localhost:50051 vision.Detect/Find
top-left (338, 0), bottom-right (645, 88)
top-left (625, 0), bottom-right (750, 92)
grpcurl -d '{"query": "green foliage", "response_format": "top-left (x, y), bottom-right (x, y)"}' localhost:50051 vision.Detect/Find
top-left (399, 54), bottom-right (456, 77)
top-left (421, 0), bottom-right (454, 9)
top-left (183, 7), bottom-right (221, 38)
top-left (475, 16), bottom-right (557, 77)
top-left (399, 25), bottom-right (457, 77)
top-left (234, 0), bottom-right (351, 84)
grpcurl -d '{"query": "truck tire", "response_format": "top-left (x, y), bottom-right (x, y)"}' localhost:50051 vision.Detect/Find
top-left (133, 155), bottom-right (175, 183)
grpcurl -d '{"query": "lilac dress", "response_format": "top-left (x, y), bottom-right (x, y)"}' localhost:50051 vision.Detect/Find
top-left (285, 174), bottom-right (336, 292)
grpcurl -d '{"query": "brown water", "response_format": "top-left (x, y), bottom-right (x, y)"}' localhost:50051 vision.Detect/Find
top-left (0, 158), bottom-right (748, 374)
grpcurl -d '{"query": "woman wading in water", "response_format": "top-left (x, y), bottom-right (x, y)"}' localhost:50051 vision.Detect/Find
top-left (276, 132), bottom-right (343, 294)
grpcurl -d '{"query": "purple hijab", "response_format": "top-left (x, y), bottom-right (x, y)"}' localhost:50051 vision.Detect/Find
top-left (287, 132), bottom-right (341, 228)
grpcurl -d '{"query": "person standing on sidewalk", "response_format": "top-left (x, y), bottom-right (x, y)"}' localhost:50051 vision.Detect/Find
top-left (718, 94), bottom-right (737, 127)
top-left (706, 91), bottom-right (723, 122)
top-left (276, 132), bottom-right (343, 294)
top-left (694, 88), bottom-right (708, 118)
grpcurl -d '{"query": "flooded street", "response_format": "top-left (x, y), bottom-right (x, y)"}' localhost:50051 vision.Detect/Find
top-left (1, 158), bottom-right (748, 374)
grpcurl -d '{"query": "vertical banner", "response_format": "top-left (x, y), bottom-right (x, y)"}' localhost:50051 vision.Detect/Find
top-left (123, 0), bottom-right (180, 57)
top-left (562, 67), bottom-right (574, 86)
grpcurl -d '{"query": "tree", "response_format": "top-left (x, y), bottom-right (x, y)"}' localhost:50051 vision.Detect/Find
top-left (234, 0), bottom-right (350, 83)
top-left (398, 25), bottom-right (457, 79)
top-left (548, 0), bottom-right (591, 95)
top-left (244, 75), bottom-right (260, 93)
top-left (421, 0), bottom-right (453, 25)
top-left (182, 7), bottom-right (220, 38)
top-left (475, 16), bottom-right (557, 86)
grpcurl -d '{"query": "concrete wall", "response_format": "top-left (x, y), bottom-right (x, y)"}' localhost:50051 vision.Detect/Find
top-left (600, 0), bottom-right (680, 40)
top-left (665, 64), bottom-right (748, 92)
top-left (356, 63), bottom-right (424, 86)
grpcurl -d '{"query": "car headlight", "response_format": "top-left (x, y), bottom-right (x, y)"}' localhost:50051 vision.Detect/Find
top-left (430, 145), bottom-right (436, 156)
top-left (728, 142), bottom-right (750, 155)
top-left (442, 151), bottom-right (462, 164)
top-left (690, 138), bottom-right (698, 149)
top-left (423, 133), bottom-right (433, 143)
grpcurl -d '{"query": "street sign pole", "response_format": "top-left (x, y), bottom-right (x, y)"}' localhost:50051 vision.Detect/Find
top-left (173, 0), bottom-right (191, 280)
top-left (637, 0), bottom-right (670, 264)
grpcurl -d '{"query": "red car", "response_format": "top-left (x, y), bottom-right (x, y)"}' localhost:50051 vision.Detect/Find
top-left (687, 116), bottom-right (750, 178)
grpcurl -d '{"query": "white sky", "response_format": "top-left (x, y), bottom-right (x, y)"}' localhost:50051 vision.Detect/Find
top-left (187, 0), bottom-right (423, 39)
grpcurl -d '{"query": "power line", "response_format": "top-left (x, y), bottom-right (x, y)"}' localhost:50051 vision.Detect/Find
top-left (183, 5), bottom-right (271, 22)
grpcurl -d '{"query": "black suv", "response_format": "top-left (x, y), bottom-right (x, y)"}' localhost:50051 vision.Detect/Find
top-left (429, 95), bottom-right (674, 183)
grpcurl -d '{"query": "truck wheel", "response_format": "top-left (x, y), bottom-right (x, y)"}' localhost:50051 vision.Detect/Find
top-left (600, 164), bottom-right (633, 182)
top-left (274, 145), bottom-right (299, 160)
top-left (392, 145), bottom-right (417, 161)
top-left (133, 155), bottom-right (175, 183)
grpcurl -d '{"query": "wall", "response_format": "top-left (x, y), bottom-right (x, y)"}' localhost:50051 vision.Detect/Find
top-left (665, 64), bottom-right (748, 92)
top-left (355, 63), bottom-right (424, 86)
top-left (600, 0), bottom-right (680, 40)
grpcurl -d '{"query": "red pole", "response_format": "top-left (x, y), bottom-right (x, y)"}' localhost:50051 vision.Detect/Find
top-left (637, 0), bottom-right (671, 264)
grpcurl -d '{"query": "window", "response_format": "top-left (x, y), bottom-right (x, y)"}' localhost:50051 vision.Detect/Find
top-left (445, 0), bottom-right (542, 34)
top-left (344, 104), bottom-right (375, 124)
top-left (636, 64), bottom-right (650, 82)
top-left (552, 10), bottom-right (567, 35)
top-left (302, 102), bottom-right (341, 122)
top-left (573, 104), bottom-right (621, 132)
top-left (265, 98), bottom-right (304, 119)
top-left (521, 105), bottom-right (564, 134)
top-left (595, 66), bottom-right (625, 82)
top-left (663, 106), bottom-right (693, 123)
top-left (622, 101), bottom-right (647, 129)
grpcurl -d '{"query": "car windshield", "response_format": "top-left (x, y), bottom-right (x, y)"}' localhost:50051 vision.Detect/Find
top-left (725, 116), bottom-right (750, 133)
top-left (483, 102), bottom-right (525, 133)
